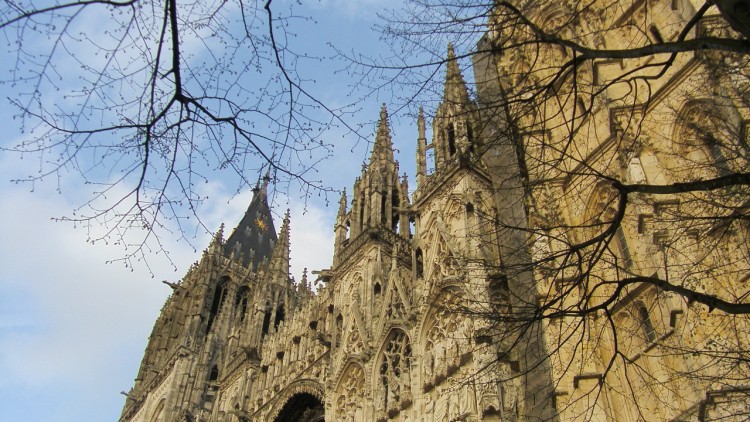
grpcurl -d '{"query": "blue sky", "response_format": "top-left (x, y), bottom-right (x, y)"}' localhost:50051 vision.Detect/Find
top-left (0, 1), bottom-right (480, 420)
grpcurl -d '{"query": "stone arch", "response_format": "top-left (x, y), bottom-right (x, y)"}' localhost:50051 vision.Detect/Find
top-left (372, 328), bottom-right (414, 420)
top-left (530, 3), bottom-right (568, 31)
top-left (672, 99), bottom-right (741, 177)
top-left (529, 3), bottom-right (583, 75)
top-left (148, 398), bottom-right (166, 422)
top-left (581, 181), bottom-right (619, 227)
top-left (333, 361), bottom-right (367, 421)
top-left (640, 288), bottom-right (671, 332)
top-left (268, 380), bottom-right (325, 422)
top-left (582, 181), bottom-right (632, 270)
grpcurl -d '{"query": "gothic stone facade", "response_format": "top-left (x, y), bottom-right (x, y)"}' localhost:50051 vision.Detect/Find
top-left (120, 47), bottom-right (515, 421)
top-left (121, 1), bottom-right (750, 421)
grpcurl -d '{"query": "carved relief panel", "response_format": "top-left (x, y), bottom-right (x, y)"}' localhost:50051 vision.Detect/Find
top-left (334, 363), bottom-right (367, 422)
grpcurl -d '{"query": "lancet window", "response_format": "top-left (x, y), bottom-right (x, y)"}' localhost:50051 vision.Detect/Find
top-left (636, 301), bottom-right (657, 343)
top-left (261, 302), bottom-right (272, 337)
top-left (585, 183), bottom-right (633, 270)
top-left (206, 277), bottom-right (229, 333)
top-left (234, 286), bottom-right (250, 323)
top-left (415, 248), bottom-right (424, 279)
top-left (274, 303), bottom-right (285, 329)
top-left (447, 123), bottom-right (457, 156)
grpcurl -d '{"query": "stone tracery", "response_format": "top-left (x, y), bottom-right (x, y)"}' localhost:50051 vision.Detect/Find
top-left (376, 329), bottom-right (413, 420)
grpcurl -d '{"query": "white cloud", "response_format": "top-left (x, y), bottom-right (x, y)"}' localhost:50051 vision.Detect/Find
top-left (276, 194), bottom-right (336, 281)
top-left (0, 171), bottom-right (193, 420)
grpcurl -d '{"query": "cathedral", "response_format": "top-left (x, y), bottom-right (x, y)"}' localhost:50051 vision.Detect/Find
top-left (121, 1), bottom-right (750, 421)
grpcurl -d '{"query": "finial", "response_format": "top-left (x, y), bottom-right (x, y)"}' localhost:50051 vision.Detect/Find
top-left (447, 42), bottom-right (456, 60)
top-left (417, 107), bottom-right (427, 181)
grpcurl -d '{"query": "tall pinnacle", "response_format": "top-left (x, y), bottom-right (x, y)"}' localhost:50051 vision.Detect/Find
top-left (417, 106), bottom-right (427, 184)
top-left (369, 104), bottom-right (395, 166)
top-left (444, 43), bottom-right (470, 105)
top-left (417, 106), bottom-right (426, 141)
top-left (337, 189), bottom-right (348, 221)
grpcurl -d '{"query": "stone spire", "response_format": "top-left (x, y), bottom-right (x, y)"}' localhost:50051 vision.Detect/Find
top-left (429, 44), bottom-right (479, 172)
top-left (222, 171), bottom-right (278, 269)
top-left (416, 107), bottom-right (428, 185)
top-left (369, 104), bottom-right (396, 167)
top-left (266, 209), bottom-right (291, 282)
top-left (444, 43), bottom-right (471, 106)
top-left (333, 189), bottom-right (349, 267)
top-left (347, 105), bottom-right (411, 245)
top-left (337, 188), bottom-right (348, 220)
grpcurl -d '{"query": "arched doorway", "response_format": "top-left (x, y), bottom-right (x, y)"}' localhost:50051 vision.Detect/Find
top-left (274, 393), bottom-right (324, 422)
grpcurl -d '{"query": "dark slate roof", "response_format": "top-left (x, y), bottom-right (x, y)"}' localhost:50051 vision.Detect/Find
top-left (223, 183), bottom-right (278, 270)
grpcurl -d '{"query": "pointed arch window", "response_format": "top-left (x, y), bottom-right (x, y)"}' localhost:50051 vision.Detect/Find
top-left (415, 248), bottom-right (424, 279)
top-left (392, 191), bottom-right (400, 232)
top-left (381, 191), bottom-right (388, 224)
top-left (359, 199), bottom-right (365, 231)
top-left (447, 122), bottom-right (457, 156)
top-left (335, 364), bottom-right (366, 420)
top-left (637, 302), bottom-right (657, 343)
top-left (335, 313), bottom-right (344, 347)
top-left (234, 286), bottom-right (250, 323)
top-left (262, 302), bottom-right (272, 337)
top-left (585, 183), bottom-right (633, 271)
top-left (209, 364), bottom-right (220, 381)
top-left (206, 277), bottom-right (229, 333)
top-left (274, 303), bottom-right (285, 329)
